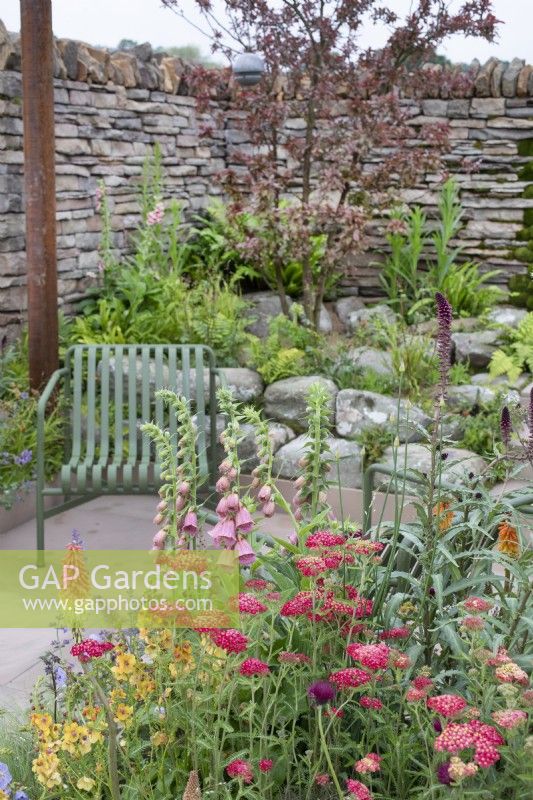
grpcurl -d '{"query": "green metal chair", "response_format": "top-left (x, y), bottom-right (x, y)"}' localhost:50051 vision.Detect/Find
top-left (36, 344), bottom-right (221, 552)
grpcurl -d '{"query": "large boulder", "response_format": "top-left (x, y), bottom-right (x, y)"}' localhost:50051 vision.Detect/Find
top-left (221, 368), bottom-right (263, 403)
top-left (237, 421), bottom-right (296, 470)
top-left (347, 347), bottom-right (394, 377)
top-left (380, 443), bottom-right (487, 483)
top-left (335, 390), bottom-right (430, 442)
top-left (264, 376), bottom-right (338, 433)
top-left (452, 330), bottom-right (500, 368)
top-left (348, 304), bottom-right (397, 332)
top-left (487, 306), bottom-right (528, 328)
top-left (335, 296), bottom-right (364, 328)
top-left (273, 434), bottom-right (363, 487)
top-left (446, 384), bottom-right (496, 410)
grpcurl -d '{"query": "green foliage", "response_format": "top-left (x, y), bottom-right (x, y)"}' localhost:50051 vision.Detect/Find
top-left (380, 178), bottom-right (502, 321)
top-left (355, 423), bottom-right (392, 465)
top-left (489, 312), bottom-right (533, 381)
top-left (509, 271), bottom-right (533, 310)
top-left (325, 353), bottom-right (395, 393)
top-left (249, 308), bottom-right (324, 383)
top-left (448, 361), bottom-right (471, 385)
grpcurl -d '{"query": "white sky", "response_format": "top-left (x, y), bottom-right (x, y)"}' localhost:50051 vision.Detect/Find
top-left (1, 1), bottom-right (532, 64)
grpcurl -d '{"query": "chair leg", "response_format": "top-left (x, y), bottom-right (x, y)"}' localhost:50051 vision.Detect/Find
top-left (36, 478), bottom-right (45, 565)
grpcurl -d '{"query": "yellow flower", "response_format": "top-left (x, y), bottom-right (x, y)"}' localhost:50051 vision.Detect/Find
top-left (110, 688), bottom-right (126, 704)
top-left (77, 776), bottom-right (96, 792)
top-left (132, 675), bottom-right (156, 700)
top-left (112, 652), bottom-right (137, 680)
top-left (151, 730), bottom-right (169, 747)
top-left (31, 712), bottom-right (53, 733)
top-left (0, 791), bottom-right (10, 800)
top-left (158, 630), bottom-right (174, 650)
top-left (169, 662), bottom-right (178, 679)
top-left (114, 704), bottom-right (134, 725)
top-left (82, 705), bottom-right (101, 722)
top-left (32, 751), bottom-right (62, 788)
top-left (497, 521), bottom-right (520, 558)
top-left (174, 641), bottom-right (193, 662)
top-left (61, 722), bottom-right (93, 755)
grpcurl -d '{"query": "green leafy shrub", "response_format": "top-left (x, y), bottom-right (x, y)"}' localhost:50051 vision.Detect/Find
top-left (355, 423), bottom-right (393, 464)
top-left (380, 178), bottom-right (502, 321)
top-left (489, 312), bottom-right (533, 381)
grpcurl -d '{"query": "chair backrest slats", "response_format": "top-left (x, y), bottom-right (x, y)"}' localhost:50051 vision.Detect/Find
top-left (113, 345), bottom-right (124, 465)
top-left (98, 346), bottom-right (110, 465)
top-left (167, 346), bottom-right (178, 441)
top-left (181, 347), bottom-right (191, 403)
top-left (70, 347), bottom-right (84, 464)
top-left (62, 344), bottom-right (217, 486)
top-left (127, 346), bottom-right (138, 465)
top-left (85, 347), bottom-right (97, 465)
top-left (194, 345), bottom-right (208, 476)
top-left (140, 346), bottom-right (151, 464)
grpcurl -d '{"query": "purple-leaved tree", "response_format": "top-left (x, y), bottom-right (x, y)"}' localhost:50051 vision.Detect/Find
top-left (163, 1), bottom-right (499, 327)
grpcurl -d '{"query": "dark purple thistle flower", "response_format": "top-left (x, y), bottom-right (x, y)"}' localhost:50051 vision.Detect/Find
top-left (433, 718), bottom-right (443, 733)
top-left (308, 680), bottom-right (337, 706)
top-left (435, 292), bottom-right (453, 397)
top-left (70, 529), bottom-right (85, 549)
top-left (437, 761), bottom-right (452, 785)
top-left (500, 406), bottom-right (512, 448)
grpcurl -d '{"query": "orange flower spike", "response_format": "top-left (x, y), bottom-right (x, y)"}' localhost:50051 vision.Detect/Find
top-left (496, 521), bottom-right (520, 558)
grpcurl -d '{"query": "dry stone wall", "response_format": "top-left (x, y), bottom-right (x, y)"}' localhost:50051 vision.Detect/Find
top-left (1, 19), bottom-right (532, 341)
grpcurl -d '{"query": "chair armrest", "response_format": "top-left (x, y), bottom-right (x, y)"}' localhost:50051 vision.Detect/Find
top-left (37, 368), bottom-right (69, 420)
top-left (214, 368), bottom-right (228, 388)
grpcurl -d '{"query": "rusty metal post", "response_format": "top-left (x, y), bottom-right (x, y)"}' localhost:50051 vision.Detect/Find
top-left (20, 0), bottom-right (59, 390)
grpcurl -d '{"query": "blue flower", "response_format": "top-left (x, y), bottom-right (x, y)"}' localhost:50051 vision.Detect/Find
top-left (54, 665), bottom-right (67, 688)
top-left (14, 449), bottom-right (32, 466)
top-left (15, 791), bottom-right (30, 800)
top-left (0, 762), bottom-right (12, 791)
top-left (20, 391), bottom-right (29, 400)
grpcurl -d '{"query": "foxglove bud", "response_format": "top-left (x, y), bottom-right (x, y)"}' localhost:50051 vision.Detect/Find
top-left (226, 493), bottom-right (240, 512)
top-left (216, 475), bottom-right (230, 494)
top-left (175, 495), bottom-right (186, 512)
top-left (178, 481), bottom-right (190, 497)
top-left (262, 500), bottom-right (275, 518)
top-left (258, 485), bottom-right (272, 503)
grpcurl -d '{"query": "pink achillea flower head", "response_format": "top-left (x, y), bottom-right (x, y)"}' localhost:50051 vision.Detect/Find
top-left (210, 629), bottom-right (248, 654)
top-left (492, 709), bottom-right (527, 729)
top-left (412, 675), bottom-right (434, 691)
top-left (295, 556), bottom-right (328, 576)
top-left (359, 696), bottom-right (383, 710)
top-left (71, 639), bottom-right (114, 662)
top-left (238, 593), bottom-right (267, 615)
top-left (226, 759), bottom-right (253, 783)
top-left (354, 753), bottom-right (381, 774)
top-left (407, 688), bottom-right (428, 702)
top-left (494, 661), bottom-right (528, 685)
top-left (239, 658), bottom-right (270, 677)
top-left (346, 643), bottom-right (390, 670)
top-left (379, 626), bottom-right (410, 640)
top-left (464, 595), bottom-right (493, 614)
top-left (305, 530), bottom-right (347, 548)
top-left (258, 759), bottom-right (273, 773)
top-left (244, 578), bottom-right (268, 591)
top-left (427, 695), bottom-right (468, 718)
top-left (329, 668), bottom-right (372, 689)
top-left (346, 778), bottom-right (372, 799)
top-left (307, 680), bottom-right (337, 706)
top-left (448, 757), bottom-right (478, 781)
top-left (280, 592), bottom-right (314, 617)
top-left (315, 774), bottom-right (330, 786)
top-left (278, 651), bottom-right (311, 665)
top-left (462, 616), bottom-right (484, 631)
top-left (235, 536), bottom-right (257, 566)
